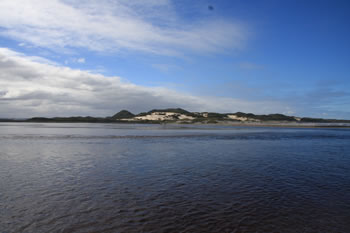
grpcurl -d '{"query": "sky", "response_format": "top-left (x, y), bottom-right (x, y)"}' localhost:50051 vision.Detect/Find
top-left (0, 0), bottom-right (349, 119)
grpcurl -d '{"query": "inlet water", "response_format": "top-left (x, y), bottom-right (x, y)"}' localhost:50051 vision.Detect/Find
top-left (1, 123), bottom-right (350, 232)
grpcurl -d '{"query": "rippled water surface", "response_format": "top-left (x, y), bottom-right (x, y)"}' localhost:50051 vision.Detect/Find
top-left (1, 123), bottom-right (350, 233)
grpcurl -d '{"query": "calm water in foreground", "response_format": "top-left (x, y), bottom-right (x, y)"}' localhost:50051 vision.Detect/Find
top-left (1, 123), bottom-right (350, 233)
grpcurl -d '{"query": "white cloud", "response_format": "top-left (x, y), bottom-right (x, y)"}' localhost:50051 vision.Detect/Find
top-left (65, 57), bottom-right (86, 64)
top-left (0, 48), bottom-right (288, 118)
top-left (0, 0), bottom-right (247, 56)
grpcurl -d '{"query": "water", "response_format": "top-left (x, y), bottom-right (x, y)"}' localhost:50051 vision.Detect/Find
top-left (1, 123), bottom-right (350, 233)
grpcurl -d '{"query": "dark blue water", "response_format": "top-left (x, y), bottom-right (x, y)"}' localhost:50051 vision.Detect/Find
top-left (1, 123), bottom-right (350, 232)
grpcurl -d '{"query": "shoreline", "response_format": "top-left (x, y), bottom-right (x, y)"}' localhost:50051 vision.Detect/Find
top-left (1, 120), bottom-right (350, 128)
top-left (205, 121), bottom-right (350, 128)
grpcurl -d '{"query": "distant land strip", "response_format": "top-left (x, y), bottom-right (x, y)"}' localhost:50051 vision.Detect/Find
top-left (1, 108), bottom-right (350, 127)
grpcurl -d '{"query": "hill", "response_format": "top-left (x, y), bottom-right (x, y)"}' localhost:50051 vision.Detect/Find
top-left (111, 110), bottom-right (135, 119)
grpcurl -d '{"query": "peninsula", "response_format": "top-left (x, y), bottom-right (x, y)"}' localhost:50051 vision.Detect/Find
top-left (1, 108), bottom-right (350, 127)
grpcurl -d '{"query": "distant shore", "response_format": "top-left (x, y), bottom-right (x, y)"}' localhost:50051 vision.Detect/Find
top-left (1, 119), bottom-right (350, 128)
top-left (1, 108), bottom-right (350, 128)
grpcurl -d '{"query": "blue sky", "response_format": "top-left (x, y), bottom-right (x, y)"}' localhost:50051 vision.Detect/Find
top-left (0, 0), bottom-right (349, 119)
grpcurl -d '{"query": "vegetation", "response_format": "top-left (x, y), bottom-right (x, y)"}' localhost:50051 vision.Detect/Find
top-left (234, 112), bottom-right (296, 121)
top-left (0, 118), bottom-right (18, 122)
top-left (207, 119), bottom-right (218, 124)
top-left (206, 112), bottom-right (227, 119)
top-left (138, 108), bottom-right (197, 117)
top-left (300, 117), bottom-right (350, 123)
top-left (27, 116), bottom-right (114, 123)
top-left (111, 110), bottom-right (135, 119)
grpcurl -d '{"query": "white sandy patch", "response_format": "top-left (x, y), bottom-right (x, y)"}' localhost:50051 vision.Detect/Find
top-left (227, 114), bottom-right (260, 122)
top-left (132, 112), bottom-right (194, 121)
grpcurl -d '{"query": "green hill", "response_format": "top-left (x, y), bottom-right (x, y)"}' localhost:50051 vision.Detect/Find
top-left (111, 110), bottom-right (135, 119)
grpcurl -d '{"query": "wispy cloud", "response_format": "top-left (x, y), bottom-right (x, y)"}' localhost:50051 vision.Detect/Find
top-left (0, 48), bottom-right (288, 118)
top-left (65, 57), bottom-right (86, 64)
top-left (151, 63), bottom-right (181, 73)
top-left (0, 0), bottom-right (247, 56)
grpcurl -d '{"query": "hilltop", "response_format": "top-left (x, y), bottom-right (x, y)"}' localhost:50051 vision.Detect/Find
top-left (111, 110), bottom-right (135, 119)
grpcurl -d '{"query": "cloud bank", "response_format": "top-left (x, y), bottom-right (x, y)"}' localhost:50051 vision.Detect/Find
top-left (0, 48), bottom-right (287, 118)
top-left (0, 0), bottom-right (246, 56)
